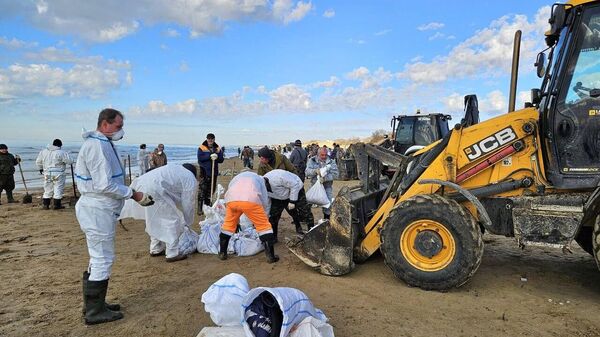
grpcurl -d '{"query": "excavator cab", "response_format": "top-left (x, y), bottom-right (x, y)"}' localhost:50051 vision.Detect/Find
top-left (288, 0), bottom-right (600, 290)
top-left (390, 113), bottom-right (451, 155)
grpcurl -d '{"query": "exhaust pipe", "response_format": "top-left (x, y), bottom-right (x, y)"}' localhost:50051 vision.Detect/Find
top-left (508, 30), bottom-right (522, 112)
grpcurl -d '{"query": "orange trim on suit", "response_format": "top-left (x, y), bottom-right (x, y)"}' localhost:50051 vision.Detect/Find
top-left (221, 201), bottom-right (273, 235)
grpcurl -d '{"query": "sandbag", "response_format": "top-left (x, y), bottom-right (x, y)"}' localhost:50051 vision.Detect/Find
top-left (289, 317), bottom-right (334, 337)
top-left (241, 287), bottom-right (328, 337)
top-left (231, 227), bottom-right (263, 256)
top-left (306, 179), bottom-right (330, 207)
top-left (178, 226), bottom-right (199, 256)
top-left (201, 273), bottom-right (250, 326)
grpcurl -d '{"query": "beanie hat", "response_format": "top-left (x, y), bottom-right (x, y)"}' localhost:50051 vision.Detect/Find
top-left (0, 144), bottom-right (7, 150)
top-left (53, 139), bottom-right (62, 147)
top-left (206, 133), bottom-right (215, 140)
top-left (294, 139), bottom-right (302, 147)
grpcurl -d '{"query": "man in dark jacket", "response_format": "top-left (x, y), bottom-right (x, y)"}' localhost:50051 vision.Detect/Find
top-left (288, 139), bottom-right (308, 181)
top-left (0, 144), bottom-right (20, 204)
top-left (197, 133), bottom-right (224, 211)
top-left (257, 146), bottom-right (296, 176)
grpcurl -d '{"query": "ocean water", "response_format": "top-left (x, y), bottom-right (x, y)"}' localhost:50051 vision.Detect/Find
top-left (4, 141), bottom-right (243, 190)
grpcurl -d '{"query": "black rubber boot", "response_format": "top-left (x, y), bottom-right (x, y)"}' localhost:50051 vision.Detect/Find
top-left (84, 279), bottom-right (123, 325)
top-left (6, 191), bottom-right (15, 203)
top-left (323, 213), bottom-right (330, 220)
top-left (294, 222), bottom-right (305, 235)
top-left (218, 233), bottom-right (231, 260)
top-left (53, 198), bottom-right (65, 210)
top-left (82, 271), bottom-right (120, 315)
top-left (260, 233), bottom-right (279, 263)
top-left (42, 198), bottom-right (51, 210)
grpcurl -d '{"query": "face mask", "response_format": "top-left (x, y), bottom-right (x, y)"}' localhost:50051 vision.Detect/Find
top-left (109, 128), bottom-right (125, 141)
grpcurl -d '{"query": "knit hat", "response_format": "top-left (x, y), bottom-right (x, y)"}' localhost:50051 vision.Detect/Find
top-left (294, 139), bottom-right (302, 147)
top-left (0, 144), bottom-right (7, 150)
top-left (53, 139), bottom-right (62, 147)
top-left (206, 133), bottom-right (215, 140)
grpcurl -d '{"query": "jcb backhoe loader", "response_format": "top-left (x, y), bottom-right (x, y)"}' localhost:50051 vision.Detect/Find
top-left (288, 0), bottom-right (600, 290)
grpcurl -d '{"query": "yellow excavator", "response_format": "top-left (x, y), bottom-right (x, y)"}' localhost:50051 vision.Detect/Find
top-left (289, 0), bottom-right (600, 290)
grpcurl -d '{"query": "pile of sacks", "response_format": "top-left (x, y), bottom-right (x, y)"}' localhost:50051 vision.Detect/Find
top-left (199, 273), bottom-right (334, 337)
top-left (196, 185), bottom-right (263, 257)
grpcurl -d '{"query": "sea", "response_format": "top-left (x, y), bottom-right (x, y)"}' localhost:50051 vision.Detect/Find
top-left (5, 141), bottom-right (244, 191)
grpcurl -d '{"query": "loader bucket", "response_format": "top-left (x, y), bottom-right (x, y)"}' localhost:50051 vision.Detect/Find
top-left (287, 190), bottom-right (356, 276)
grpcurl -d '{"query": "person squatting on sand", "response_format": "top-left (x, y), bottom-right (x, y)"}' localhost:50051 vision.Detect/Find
top-left (130, 163), bottom-right (198, 263)
top-left (218, 171), bottom-right (279, 264)
top-left (264, 169), bottom-right (314, 241)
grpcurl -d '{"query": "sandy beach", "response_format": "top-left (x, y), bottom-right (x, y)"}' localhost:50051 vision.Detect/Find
top-left (2, 157), bottom-right (600, 337)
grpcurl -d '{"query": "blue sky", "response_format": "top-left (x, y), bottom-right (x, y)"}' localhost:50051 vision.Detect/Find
top-left (1, 0), bottom-right (553, 146)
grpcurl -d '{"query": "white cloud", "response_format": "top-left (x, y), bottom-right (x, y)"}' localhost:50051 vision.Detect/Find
top-left (0, 45), bottom-right (131, 99)
top-left (5, 0), bottom-right (313, 43)
top-left (374, 29), bottom-right (391, 36)
top-left (323, 9), bottom-right (335, 18)
top-left (312, 76), bottom-right (340, 88)
top-left (417, 22), bottom-right (445, 31)
top-left (0, 36), bottom-right (38, 49)
top-left (0, 63), bottom-right (122, 99)
top-left (163, 28), bottom-right (180, 37)
top-left (348, 38), bottom-right (366, 45)
top-left (428, 32), bottom-right (445, 41)
top-left (179, 61), bottom-right (190, 72)
top-left (401, 6), bottom-right (551, 84)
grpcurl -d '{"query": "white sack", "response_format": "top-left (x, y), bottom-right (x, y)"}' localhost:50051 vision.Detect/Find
top-left (241, 287), bottom-right (328, 337)
top-left (178, 227), bottom-right (199, 256)
top-left (201, 273), bottom-right (250, 326)
top-left (197, 326), bottom-right (245, 337)
top-left (288, 317), bottom-right (335, 337)
top-left (305, 179), bottom-right (330, 207)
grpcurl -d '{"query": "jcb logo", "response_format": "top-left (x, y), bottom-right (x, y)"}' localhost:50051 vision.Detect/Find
top-left (463, 127), bottom-right (517, 161)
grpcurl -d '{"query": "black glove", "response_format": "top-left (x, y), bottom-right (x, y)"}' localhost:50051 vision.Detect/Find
top-left (39, 169), bottom-right (43, 175)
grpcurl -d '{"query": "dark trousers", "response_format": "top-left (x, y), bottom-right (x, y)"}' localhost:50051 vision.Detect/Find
top-left (0, 174), bottom-right (15, 202)
top-left (268, 188), bottom-right (314, 238)
top-left (198, 174), bottom-right (217, 208)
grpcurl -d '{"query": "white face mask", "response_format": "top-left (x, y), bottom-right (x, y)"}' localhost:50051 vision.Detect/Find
top-left (157, 151), bottom-right (163, 155)
top-left (109, 128), bottom-right (125, 141)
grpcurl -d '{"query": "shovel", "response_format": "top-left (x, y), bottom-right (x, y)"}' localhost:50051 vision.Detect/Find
top-left (16, 156), bottom-right (32, 204)
top-left (210, 157), bottom-right (216, 204)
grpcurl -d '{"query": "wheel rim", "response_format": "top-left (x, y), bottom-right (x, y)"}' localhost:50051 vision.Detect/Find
top-left (400, 219), bottom-right (456, 272)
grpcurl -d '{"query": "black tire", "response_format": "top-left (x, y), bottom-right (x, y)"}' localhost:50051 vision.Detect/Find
top-left (380, 194), bottom-right (484, 291)
top-left (575, 226), bottom-right (593, 255)
top-left (593, 216), bottom-right (600, 270)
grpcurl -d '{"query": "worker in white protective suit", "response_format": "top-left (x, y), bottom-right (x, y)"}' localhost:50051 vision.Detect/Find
top-left (75, 108), bottom-right (154, 325)
top-left (35, 138), bottom-right (72, 210)
top-left (129, 163), bottom-right (198, 262)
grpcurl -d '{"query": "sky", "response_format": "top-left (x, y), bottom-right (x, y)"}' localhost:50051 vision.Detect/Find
top-left (0, 0), bottom-right (555, 146)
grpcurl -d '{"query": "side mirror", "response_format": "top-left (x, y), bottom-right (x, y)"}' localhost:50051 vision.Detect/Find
top-left (535, 52), bottom-right (546, 78)
top-left (531, 88), bottom-right (542, 105)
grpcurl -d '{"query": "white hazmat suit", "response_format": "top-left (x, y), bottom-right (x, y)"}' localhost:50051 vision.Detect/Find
top-left (36, 144), bottom-right (72, 199)
top-left (126, 164), bottom-right (198, 258)
top-left (75, 130), bottom-right (133, 281)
